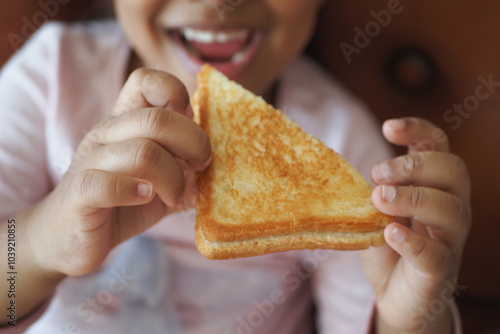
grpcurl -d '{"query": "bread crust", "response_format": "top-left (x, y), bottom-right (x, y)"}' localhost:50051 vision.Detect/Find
top-left (195, 224), bottom-right (386, 260)
top-left (197, 212), bottom-right (390, 242)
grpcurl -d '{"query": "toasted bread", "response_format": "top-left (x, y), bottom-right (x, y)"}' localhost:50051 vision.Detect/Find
top-left (192, 64), bottom-right (392, 259)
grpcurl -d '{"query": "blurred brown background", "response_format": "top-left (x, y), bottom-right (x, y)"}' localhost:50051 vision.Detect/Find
top-left (312, 2), bottom-right (500, 333)
top-left (1, 1), bottom-right (499, 333)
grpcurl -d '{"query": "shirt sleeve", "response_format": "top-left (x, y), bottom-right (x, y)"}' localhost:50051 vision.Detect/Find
top-left (311, 250), bottom-right (378, 333)
top-left (0, 23), bottom-right (62, 330)
top-left (0, 22), bottom-right (63, 221)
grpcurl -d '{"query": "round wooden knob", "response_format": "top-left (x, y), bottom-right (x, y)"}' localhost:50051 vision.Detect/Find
top-left (385, 48), bottom-right (438, 95)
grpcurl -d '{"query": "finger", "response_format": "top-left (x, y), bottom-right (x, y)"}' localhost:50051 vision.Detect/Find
top-left (358, 244), bottom-right (399, 297)
top-left (80, 138), bottom-right (186, 207)
top-left (182, 168), bottom-right (198, 208)
top-left (67, 169), bottom-right (155, 229)
top-left (372, 185), bottom-right (470, 249)
top-left (371, 151), bottom-right (470, 200)
top-left (382, 117), bottom-right (450, 154)
top-left (84, 107), bottom-right (211, 171)
top-left (113, 68), bottom-right (191, 117)
top-left (384, 222), bottom-right (454, 279)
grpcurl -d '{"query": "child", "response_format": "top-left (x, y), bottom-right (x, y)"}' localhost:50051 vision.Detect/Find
top-left (0, 0), bottom-right (470, 333)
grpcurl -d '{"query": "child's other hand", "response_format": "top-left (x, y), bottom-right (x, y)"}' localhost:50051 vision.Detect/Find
top-left (28, 68), bottom-right (211, 277)
top-left (359, 117), bottom-right (471, 333)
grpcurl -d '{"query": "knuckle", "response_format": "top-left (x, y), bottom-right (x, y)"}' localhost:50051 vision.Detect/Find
top-left (435, 248), bottom-right (454, 281)
top-left (112, 176), bottom-right (123, 201)
top-left (130, 68), bottom-right (163, 93)
top-left (98, 116), bottom-right (116, 133)
top-left (77, 119), bottom-right (115, 157)
top-left (129, 67), bottom-right (149, 83)
top-left (410, 186), bottom-right (426, 209)
top-left (449, 154), bottom-right (469, 182)
top-left (191, 127), bottom-right (211, 160)
top-left (73, 170), bottom-right (100, 202)
top-left (450, 196), bottom-right (471, 229)
top-left (405, 116), bottom-right (419, 126)
top-left (173, 176), bottom-right (186, 198)
top-left (411, 235), bottom-right (427, 260)
top-left (450, 197), bottom-right (464, 223)
top-left (142, 70), bottom-right (164, 92)
top-left (437, 249), bottom-right (453, 272)
top-left (130, 68), bottom-right (180, 95)
top-left (414, 117), bottom-right (432, 131)
top-left (131, 139), bottom-right (163, 170)
top-left (75, 139), bottom-right (94, 160)
top-left (407, 117), bottom-right (426, 133)
top-left (166, 76), bottom-right (189, 103)
top-left (141, 108), bottom-right (172, 137)
top-left (161, 164), bottom-right (185, 202)
top-left (401, 153), bottom-right (424, 178)
top-left (88, 117), bottom-right (115, 145)
top-left (429, 248), bottom-right (453, 281)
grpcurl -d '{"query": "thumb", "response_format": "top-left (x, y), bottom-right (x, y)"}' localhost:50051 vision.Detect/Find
top-left (68, 169), bottom-right (156, 231)
top-left (113, 68), bottom-right (190, 117)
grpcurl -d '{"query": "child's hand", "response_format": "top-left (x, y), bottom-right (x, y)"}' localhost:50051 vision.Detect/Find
top-left (359, 117), bottom-right (471, 333)
top-left (28, 68), bottom-right (211, 277)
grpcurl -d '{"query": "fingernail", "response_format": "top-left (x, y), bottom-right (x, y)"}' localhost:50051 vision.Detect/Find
top-left (376, 164), bottom-right (392, 182)
top-left (137, 182), bottom-right (152, 199)
top-left (388, 119), bottom-right (406, 131)
top-left (382, 185), bottom-right (396, 202)
top-left (390, 226), bottom-right (406, 243)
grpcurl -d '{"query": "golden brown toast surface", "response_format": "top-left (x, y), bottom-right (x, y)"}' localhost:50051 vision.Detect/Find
top-left (193, 64), bottom-right (391, 259)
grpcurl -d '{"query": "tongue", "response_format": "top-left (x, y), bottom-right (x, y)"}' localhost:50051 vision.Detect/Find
top-left (187, 38), bottom-right (249, 62)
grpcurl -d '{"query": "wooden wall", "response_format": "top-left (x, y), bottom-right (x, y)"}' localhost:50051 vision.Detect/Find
top-left (311, 2), bottom-right (500, 332)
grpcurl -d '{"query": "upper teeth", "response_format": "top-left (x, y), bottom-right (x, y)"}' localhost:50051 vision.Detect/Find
top-left (181, 28), bottom-right (249, 44)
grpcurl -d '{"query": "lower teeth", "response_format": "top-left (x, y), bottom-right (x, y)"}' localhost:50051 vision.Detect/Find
top-left (231, 50), bottom-right (246, 63)
top-left (180, 34), bottom-right (250, 63)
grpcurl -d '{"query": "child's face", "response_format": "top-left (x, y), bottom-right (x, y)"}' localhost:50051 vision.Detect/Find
top-left (115, 0), bottom-right (323, 95)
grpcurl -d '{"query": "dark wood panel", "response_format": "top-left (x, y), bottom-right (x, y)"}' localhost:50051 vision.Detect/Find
top-left (311, 1), bottom-right (500, 301)
top-left (0, 1), bottom-right (102, 66)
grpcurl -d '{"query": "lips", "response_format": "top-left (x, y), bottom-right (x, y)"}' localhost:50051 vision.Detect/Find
top-left (169, 27), bottom-right (262, 79)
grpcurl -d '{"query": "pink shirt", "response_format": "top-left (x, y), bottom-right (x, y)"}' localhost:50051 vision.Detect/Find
top-left (0, 21), bottom-right (461, 334)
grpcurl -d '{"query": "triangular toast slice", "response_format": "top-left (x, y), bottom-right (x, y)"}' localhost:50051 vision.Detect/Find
top-left (192, 64), bottom-right (391, 259)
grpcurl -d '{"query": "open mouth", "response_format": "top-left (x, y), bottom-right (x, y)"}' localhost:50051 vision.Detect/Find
top-left (169, 27), bottom-right (262, 79)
